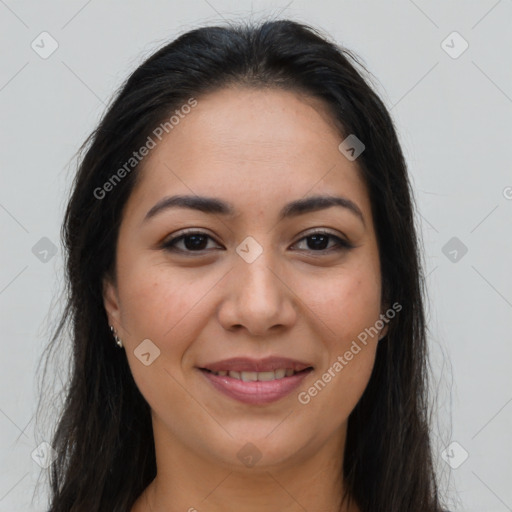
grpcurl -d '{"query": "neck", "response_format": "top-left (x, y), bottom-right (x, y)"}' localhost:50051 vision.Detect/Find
top-left (133, 417), bottom-right (360, 512)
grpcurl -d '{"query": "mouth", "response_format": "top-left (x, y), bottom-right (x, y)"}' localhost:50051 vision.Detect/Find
top-left (197, 357), bottom-right (314, 404)
top-left (201, 367), bottom-right (311, 381)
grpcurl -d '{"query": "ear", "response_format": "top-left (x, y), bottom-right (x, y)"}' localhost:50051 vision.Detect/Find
top-left (379, 300), bottom-right (390, 340)
top-left (103, 275), bottom-right (121, 330)
top-left (378, 319), bottom-right (389, 340)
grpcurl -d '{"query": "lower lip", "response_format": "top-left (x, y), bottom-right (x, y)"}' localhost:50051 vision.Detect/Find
top-left (199, 368), bottom-right (312, 405)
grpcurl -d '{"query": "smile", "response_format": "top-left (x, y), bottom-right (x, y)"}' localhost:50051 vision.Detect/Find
top-left (198, 356), bottom-right (313, 404)
top-left (205, 368), bottom-right (301, 381)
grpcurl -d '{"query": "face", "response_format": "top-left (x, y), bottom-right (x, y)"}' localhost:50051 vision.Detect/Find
top-left (103, 86), bottom-right (387, 472)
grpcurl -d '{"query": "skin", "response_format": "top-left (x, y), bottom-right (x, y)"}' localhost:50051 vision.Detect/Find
top-left (103, 86), bottom-right (388, 512)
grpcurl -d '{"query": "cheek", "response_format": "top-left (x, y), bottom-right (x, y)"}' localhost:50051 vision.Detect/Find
top-left (116, 254), bottom-right (220, 352)
top-left (293, 259), bottom-right (381, 408)
top-left (298, 260), bottom-right (382, 344)
top-left (116, 260), bottom-right (211, 403)
top-left (296, 284), bottom-right (381, 433)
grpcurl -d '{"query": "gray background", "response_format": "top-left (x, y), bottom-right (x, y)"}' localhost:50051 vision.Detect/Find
top-left (1, 1), bottom-right (511, 511)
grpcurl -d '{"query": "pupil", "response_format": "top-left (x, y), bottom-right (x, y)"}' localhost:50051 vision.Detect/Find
top-left (308, 235), bottom-right (328, 250)
top-left (185, 235), bottom-right (207, 250)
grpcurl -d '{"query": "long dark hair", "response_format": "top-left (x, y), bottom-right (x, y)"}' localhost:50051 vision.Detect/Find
top-left (36, 18), bottom-right (448, 511)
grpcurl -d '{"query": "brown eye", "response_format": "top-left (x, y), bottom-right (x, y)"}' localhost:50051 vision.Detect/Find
top-left (162, 231), bottom-right (221, 253)
top-left (161, 229), bottom-right (354, 256)
top-left (291, 231), bottom-right (354, 253)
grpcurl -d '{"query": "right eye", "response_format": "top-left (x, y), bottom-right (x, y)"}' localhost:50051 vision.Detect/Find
top-left (161, 230), bottom-right (222, 254)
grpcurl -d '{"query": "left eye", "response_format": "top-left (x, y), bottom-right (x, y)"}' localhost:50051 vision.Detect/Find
top-left (292, 232), bottom-right (352, 252)
top-left (161, 230), bottom-right (353, 254)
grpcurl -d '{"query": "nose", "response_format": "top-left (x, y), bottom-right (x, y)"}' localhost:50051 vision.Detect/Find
top-left (217, 249), bottom-right (298, 337)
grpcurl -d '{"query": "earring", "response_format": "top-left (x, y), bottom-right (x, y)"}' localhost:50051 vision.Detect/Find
top-left (110, 325), bottom-right (124, 348)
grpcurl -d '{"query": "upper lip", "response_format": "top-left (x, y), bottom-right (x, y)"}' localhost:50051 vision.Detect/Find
top-left (200, 357), bottom-right (313, 373)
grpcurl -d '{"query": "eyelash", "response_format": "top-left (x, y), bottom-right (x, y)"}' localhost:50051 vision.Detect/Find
top-left (161, 229), bottom-right (354, 255)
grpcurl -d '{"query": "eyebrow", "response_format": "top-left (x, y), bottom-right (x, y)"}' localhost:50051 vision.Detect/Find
top-left (143, 194), bottom-right (365, 226)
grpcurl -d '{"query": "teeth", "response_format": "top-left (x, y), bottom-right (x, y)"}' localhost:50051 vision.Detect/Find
top-left (274, 369), bottom-right (286, 379)
top-left (257, 371), bottom-right (276, 381)
top-left (240, 371), bottom-right (258, 382)
top-left (211, 369), bottom-right (298, 381)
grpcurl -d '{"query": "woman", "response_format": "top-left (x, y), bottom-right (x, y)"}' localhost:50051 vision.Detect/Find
top-left (38, 19), bottom-right (449, 511)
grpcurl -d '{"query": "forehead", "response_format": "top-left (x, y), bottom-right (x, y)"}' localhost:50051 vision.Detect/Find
top-left (128, 87), bottom-right (372, 223)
